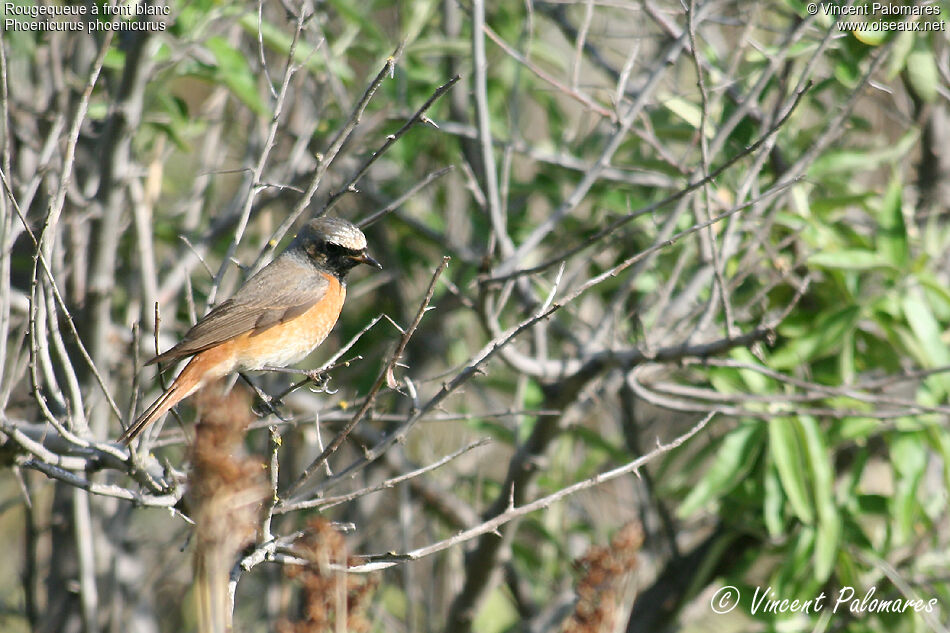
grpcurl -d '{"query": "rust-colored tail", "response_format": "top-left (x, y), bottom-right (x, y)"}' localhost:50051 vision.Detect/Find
top-left (120, 359), bottom-right (203, 444)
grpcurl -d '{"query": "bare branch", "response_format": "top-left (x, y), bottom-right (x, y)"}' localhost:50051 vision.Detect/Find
top-left (346, 413), bottom-right (715, 572)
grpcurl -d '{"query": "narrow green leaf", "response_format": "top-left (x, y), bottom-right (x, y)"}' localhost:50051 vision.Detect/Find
top-left (206, 36), bottom-right (268, 116)
top-left (891, 432), bottom-right (927, 544)
top-left (764, 461), bottom-right (785, 538)
top-left (808, 130), bottom-right (918, 177)
top-left (876, 173), bottom-right (908, 267)
top-left (808, 249), bottom-right (892, 270)
top-left (769, 419), bottom-right (814, 524)
top-left (836, 417), bottom-right (881, 441)
top-left (886, 31), bottom-right (915, 79)
top-left (774, 526), bottom-right (817, 591)
top-left (800, 417), bottom-right (838, 581)
top-left (902, 291), bottom-right (950, 367)
top-left (771, 306), bottom-right (859, 369)
top-left (730, 348), bottom-right (771, 393)
top-left (813, 515), bottom-right (840, 584)
top-left (852, 25), bottom-right (889, 46)
top-left (663, 96), bottom-right (705, 135)
top-left (678, 423), bottom-right (764, 517)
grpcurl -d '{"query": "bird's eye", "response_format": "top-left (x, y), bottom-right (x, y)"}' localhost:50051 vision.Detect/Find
top-left (306, 242), bottom-right (323, 258)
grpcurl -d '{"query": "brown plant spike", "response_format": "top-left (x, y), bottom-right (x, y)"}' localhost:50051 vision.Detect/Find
top-left (278, 518), bottom-right (379, 633)
top-left (561, 522), bottom-right (644, 633)
top-left (189, 381), bottom-right (268, 633)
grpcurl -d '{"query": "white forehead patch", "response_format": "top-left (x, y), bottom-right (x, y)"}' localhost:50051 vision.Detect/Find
top-left (308, 216), bottom-right (367, 251)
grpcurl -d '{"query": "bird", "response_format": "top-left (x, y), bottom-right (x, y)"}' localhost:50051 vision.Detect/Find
top-left (119, 216), bottom-right (381, 444)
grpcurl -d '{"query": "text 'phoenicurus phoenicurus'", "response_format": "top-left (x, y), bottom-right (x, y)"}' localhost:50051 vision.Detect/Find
top-left (119, 216), bottom-right (381, 444)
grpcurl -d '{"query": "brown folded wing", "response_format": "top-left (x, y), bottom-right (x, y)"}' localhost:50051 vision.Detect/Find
top-left (147, 258), bottom-right (328, 365)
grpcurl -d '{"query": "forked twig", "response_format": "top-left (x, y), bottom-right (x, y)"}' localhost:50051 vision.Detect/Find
top-left (346, 413), bottom-right (715, 572)
top-left (283, 256), bottom-right (451, 498)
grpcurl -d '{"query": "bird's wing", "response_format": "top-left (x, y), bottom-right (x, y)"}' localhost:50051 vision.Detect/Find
top-left (147, 258), bottom-right (330, 365)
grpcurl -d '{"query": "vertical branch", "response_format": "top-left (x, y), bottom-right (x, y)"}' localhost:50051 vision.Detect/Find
top-left (0, 22), bottom-right (11, 389)
top-left (84, 28), bottom-right (150, 436)
top-left (472, 0), bottom-right (514, 259)
top-left (208, 10), bottom-right (307, 305)
top-left (249, 45), bottom-right (403, 278)
top-left (686, 0), bottom-right (736, 340)
top-left (73, 488), bottom-right (100, 633)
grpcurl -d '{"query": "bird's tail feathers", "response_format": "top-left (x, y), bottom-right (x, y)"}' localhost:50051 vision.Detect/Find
top-left (119, 382), bottom-right (183, 445)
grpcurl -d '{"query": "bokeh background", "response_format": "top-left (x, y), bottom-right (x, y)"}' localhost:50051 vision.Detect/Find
top-left (1, 1), bottom-right (950, 632)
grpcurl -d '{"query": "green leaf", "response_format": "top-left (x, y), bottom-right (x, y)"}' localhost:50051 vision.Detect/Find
top-left (768, 419), bottom-right (814, 525)
top-left (890, 432), bottom-right (927, 543)
top-left (902, 291), bottom-right (950, 367)
top-left (678, 423), bottom-right (764, 517)
top-left (857, 494), bottom-right (889, 515)
top-left (808, 249), bottom-right (893, 270)
top-left (808, 130), bottom-right (918, 177)
top-left (764, 461), bottom-right (786, 538)
top-left (771, 306), bottom-right (860, 369)
top-left (836, 417), bottom-right (881, 441)
top-left (731, 348), bottom-right (772, 393)
top-left (774, 526), bottom-right (817, 591)
top-left (852, 25), bottom-right (888, 46)
top-left (662, 96), bottom-right (714, 139)
top-left (205, 36), bottom-right (268, 117)
top-left (876, 173), bottom-right (908, 267)
top-left (906, 44), bottom-right (939, 104)
top-left (919, 273), bottom-right (950, 319)
top-left (800, 417), bottom-right (838, 582)
top-left (886, 31), bottom-right (915, 79)
top-left (813, 518), bottom-right (840, 584)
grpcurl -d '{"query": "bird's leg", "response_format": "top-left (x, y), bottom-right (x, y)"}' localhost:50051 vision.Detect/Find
top-left (261, 354), bottom-right (363, 401)
top-left (260, 365), bottom-right (334, 400)
top-left (239, 373), bottom-right (288, 420)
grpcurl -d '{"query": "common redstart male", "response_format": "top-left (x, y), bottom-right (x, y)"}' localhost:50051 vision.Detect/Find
top-left (119, 216), bottom-right (380, 444)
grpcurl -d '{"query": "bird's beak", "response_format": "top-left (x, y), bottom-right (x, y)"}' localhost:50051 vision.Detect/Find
top-left (350, 251), bottom-right (382, 269)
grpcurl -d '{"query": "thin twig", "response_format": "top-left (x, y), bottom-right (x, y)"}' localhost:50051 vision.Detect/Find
top-left (483, 81), bottom-right (812, 284)
top-left (357, 166), bottom-right (454, 228)
top-left (248, 44), bottom-right (406, 277)
top-left (324, 75), bottom-right (460, 213)
top-left (346, 413), bottom-right (715, 572)
top-left (208, 9), bottom-right (307, 305)
top-left (278, 438), bottom-right (491, 513)
top-left (283, 256), bottom-right (451, 498)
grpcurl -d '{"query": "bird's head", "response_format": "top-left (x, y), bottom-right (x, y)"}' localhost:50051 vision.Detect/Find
top-left (292, 216), bottom-right (382, 279)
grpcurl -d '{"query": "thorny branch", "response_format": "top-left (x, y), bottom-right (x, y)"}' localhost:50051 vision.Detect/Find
top-left (283, 256), bottom-right (451, 499)
top-left (348, 413), bottom-right (716, 573)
